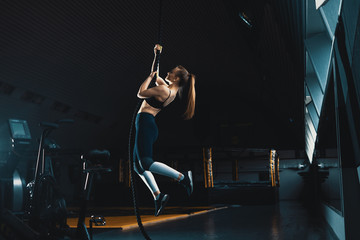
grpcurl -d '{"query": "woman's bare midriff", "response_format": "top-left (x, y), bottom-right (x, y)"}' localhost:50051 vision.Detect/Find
top-left (138, 100), bottom-right (161, 116)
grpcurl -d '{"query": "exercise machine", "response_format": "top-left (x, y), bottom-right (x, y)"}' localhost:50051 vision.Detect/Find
top-left (0, 119), bottom-right (111, 240)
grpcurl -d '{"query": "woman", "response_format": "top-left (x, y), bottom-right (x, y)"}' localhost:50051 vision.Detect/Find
top-left (133, 44), bottom-right (196, 216)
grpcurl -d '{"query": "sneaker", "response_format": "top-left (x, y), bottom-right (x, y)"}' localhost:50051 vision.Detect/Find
top-left (154, 193), bottom-right (169, 217)
top-left (180, 171), bottom-right (193, 197)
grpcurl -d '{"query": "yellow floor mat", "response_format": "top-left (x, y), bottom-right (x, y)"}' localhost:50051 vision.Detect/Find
top-left (67, 206), bottom-right (227, 230)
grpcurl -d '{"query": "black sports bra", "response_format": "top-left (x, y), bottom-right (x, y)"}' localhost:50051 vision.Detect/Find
top-left (145, 89), bottom-right (171, 109)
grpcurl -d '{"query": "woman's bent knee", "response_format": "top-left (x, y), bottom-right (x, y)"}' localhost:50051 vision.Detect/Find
top-left (141, 157), bottom-right (154, 170)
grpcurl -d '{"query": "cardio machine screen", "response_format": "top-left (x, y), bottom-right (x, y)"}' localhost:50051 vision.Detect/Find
top-left (8, 119), bottom-right (31, 140)
top-left (12, 122), bottom-right (26, 136)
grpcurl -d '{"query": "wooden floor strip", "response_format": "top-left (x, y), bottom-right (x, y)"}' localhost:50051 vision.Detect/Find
top-left (66, 206), bottom-right (228, 230)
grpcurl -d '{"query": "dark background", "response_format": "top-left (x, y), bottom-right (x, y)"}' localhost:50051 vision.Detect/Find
top-left (0, 0), bottom-right (304, 158)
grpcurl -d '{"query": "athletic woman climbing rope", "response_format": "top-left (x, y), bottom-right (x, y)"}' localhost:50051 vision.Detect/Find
top-left (133, 44), bottom-right (196, 216)
top-left (127, 1), bottom-right (195, 239)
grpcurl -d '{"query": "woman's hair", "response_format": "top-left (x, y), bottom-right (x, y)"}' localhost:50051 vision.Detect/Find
top-left (175, 65), bottom-right (196, 120)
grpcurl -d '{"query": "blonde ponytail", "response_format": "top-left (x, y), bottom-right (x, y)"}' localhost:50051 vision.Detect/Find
top-left (183, 73), bottom-right (196, 120)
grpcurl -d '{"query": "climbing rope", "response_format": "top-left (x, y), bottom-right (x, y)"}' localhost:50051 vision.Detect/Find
top-left (128, 1), bottom-right (163, 239)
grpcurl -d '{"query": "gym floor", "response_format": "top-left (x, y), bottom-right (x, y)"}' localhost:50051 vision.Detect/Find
top-left (86, 201), bottom-right (338, 240)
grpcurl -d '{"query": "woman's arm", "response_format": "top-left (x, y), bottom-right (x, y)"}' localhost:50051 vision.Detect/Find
top-left (151, 44), bottom-right (168, 86)
top-left (151, 44), bottom-right (162, 74)
top-left (151, 52), bottom-right (159, 75)
top-left (137, 72), bottom-right (155, 98)
top-left (155, 76), bottom-right (168, 86)
top-left (137, 44), bottom-right (168, 99)
top-left (151, 53), bottom-right (167, 85)
top-left (137, 72), bottom-right (167, 99)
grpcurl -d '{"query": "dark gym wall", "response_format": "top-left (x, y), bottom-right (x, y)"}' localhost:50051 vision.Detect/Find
top-left (0, 0), bottom-right (305, 157)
